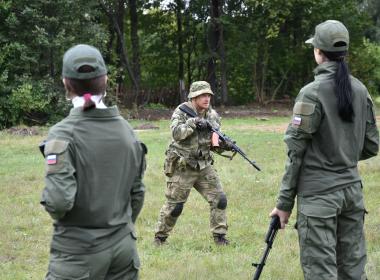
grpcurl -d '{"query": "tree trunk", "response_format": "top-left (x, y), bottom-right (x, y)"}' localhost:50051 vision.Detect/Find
top-left (100, 0), bottom-right (138, 105)
top-left (175, 0), bottom-right (186, 103)
top-left (208, 0), bottom-right (228, 105)
top-left (105, 20), bottom-right (115, 64)
top-left (207, 0), bottom-right (218, 100)
top-left (253, 42), bottom-right (268, 104)
top-left (128, 0), bottom-right (141, 102)
top-left (49, 47), bottom-right (54, 78)
top-left (218, 13), bottom-right (228, 104)
top-left (184, 8), bottom-right (192, 88)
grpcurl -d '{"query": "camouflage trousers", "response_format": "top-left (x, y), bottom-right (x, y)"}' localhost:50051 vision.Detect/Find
top-left (296, 182), bottom-right (367, 280)
top-left (155, 165), bottom-right (228, 238)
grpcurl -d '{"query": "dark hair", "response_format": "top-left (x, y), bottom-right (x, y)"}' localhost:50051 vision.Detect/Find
top-left (321, 50), bottom-right (354, 122)
top-left (64, 65), bottom-right (107, 111)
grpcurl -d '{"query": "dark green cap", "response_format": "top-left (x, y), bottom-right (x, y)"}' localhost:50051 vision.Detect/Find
top-left (305, 20), bottom-right (349, 52)
top-left (62, 44), bottom-right (107, 79)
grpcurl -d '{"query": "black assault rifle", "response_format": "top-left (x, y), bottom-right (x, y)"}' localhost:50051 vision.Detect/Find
top-left (179, 104), bottom-right (261, 171)
top-left (252, 215), bottom-right (281, 280)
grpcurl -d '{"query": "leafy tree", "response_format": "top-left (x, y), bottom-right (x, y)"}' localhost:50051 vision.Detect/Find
top-left (0, 0), bottom-right (107, 128)
top-left (0, 0), bottom-right (379, 128)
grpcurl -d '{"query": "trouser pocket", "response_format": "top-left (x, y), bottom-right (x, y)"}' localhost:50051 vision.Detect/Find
top-left (298, 205), bottom-right (337, 246)
top-left (46, 249), bottom-right (90, 280)
top-left (297, 204), bottom-right (338, 280)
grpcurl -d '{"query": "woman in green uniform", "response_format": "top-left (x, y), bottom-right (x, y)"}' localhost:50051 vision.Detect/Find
top-left (270, 20), bottom-right (379, 280)
top-left (41, 44), bottom-right (146, 279)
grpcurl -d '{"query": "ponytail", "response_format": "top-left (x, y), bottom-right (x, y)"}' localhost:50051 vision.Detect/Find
top-left (83, 93), bottom-right (96, 111)
top-left (321, 50), bottom-right (354, 122)
top-left (63, 64), bottom-right (107, 112)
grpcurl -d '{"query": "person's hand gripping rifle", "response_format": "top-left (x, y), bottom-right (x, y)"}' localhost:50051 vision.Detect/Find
top-left (179, 104), bottom-right (261, 171)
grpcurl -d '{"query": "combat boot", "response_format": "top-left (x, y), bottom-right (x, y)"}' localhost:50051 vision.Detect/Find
top-left (213, 234), bottom-right (229, 246)
top-left (153, 236), bottom-right (167, 246)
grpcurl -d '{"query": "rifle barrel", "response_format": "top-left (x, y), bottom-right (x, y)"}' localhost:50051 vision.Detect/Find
top-left (252, 216), bottom-right (280, 280)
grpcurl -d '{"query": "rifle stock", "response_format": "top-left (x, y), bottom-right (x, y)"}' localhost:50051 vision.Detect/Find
top-left (178, 104), bottom-right (261, 171)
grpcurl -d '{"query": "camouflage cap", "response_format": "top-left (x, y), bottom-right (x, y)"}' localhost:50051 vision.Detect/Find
top-left (305, 20), bottom-right (349, 52)
top-left (62, 44), bottom-right (107, 79)
top-left (188, 81), bottom-right (214, 99)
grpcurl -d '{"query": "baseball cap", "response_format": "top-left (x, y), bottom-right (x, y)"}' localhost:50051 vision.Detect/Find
top-left (62, 44), bottom-right (107, 79)
top-left (305, 20), bottom-right (349, 52)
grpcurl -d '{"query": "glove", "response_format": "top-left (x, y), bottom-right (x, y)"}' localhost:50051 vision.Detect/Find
top-left (195, 117), bottom-right (208, 130)
top-left (185, 118), bottom-right (197, 129)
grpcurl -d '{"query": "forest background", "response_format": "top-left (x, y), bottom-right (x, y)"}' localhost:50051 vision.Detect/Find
top-left (1, 0), bottom-right (380, 129)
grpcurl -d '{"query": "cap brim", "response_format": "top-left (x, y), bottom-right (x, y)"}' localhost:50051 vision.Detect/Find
top-left (305, 37), bottom-right (314, 44)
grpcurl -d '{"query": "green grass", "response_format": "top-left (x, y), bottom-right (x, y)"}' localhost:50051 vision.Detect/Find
top-left (0, 116), bottom-right (379, 280)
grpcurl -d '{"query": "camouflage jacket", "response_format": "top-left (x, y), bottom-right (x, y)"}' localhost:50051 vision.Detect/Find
top-left (165, 101), bottom-right (221, 171)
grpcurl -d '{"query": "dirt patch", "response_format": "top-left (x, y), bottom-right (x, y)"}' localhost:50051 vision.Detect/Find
top-left (218, 104), bottom-right (291, 119)
top-left (5, 126), bottom-right (41, 136)
top-left (127, 103), bottom-right (292, 121)
top-left (127, 108), bottom-right (172, 121)
top-left (233, 123), bottom-right (288, 133)
top-left (253, 123), bottom-right (289, 133)
top-left (134, 123), bottom-right (159, 130)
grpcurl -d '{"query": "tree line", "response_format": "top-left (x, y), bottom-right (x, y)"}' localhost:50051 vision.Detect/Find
top-left (1, 0), bottom-right (380, 128)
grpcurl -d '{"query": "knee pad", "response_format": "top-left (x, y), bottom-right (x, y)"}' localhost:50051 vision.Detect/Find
top-left (171, 202), bottom-right (184, 217)
top-left (216, 193), bottom-right (227, 210)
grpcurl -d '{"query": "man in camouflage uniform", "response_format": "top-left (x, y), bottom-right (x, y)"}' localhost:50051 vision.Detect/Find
top-left (154, 81), bottom-right (233, 246)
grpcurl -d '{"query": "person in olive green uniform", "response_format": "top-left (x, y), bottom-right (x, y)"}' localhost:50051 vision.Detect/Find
top-left (154, 81), bottom-right (233, 246)
top-left (41, 44), bottom-right (146, 279)
top-left (270, 20), bottom-right (379, 280)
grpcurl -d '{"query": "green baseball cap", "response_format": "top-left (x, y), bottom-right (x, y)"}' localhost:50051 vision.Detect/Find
top-left (188, 81), bottom-right (214, 99)
top-left (62, 44), bottom-right (107, 79)
top-left (305, 20), bottom-right (349, 52)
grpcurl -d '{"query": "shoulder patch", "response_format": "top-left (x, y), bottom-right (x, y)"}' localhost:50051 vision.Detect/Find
top-left (293, 102), bottom-right (315, 115)
top-left (44, 139), bottom-right (69, 174)
top-left (44, 139), bottom-right (69, 156)
top-left (291, 101), bottom-right (317, 132)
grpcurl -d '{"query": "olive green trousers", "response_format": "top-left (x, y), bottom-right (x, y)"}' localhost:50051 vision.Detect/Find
top-left (296, 182), bottom-right (367, 280)
top-left (45, 232), bottom-right (140, 280)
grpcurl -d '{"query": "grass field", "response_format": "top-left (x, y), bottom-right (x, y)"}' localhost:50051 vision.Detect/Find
top-left (0, 115), bottom-right (379, 280)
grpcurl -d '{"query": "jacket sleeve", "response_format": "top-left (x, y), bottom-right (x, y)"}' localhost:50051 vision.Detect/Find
top-left (360, 96), bottom-right (379, 160)
top-left (130, 142), bottom-right (147, 223)
top-left (40, 139), bottom-right (77, 220)
top-left (276, 94), bottom-right (322, 212)
top-left (171, 108), bottom-right (196, 141)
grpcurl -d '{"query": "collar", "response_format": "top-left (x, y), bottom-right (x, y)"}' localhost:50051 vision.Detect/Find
top-left (72, 94), bottom-right (107, 109)
top-left (69, 105), bottom-right (120, 117)
top-left (313, 61), bottom-right (338, 80)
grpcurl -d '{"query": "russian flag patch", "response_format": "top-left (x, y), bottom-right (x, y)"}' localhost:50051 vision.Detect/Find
top-left (47, 154), bottom-right (57, 165)
top-left (292, 116), bottom-right (302, 126)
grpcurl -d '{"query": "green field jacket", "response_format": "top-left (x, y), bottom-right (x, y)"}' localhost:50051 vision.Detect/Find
top-left (41, 106), bottom-right (146, 254)
top-left (277, 62), bottom-right (379, 212)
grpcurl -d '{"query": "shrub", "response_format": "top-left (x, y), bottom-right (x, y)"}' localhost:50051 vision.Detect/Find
top-left (350, 39), bottom-right (380, 96)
